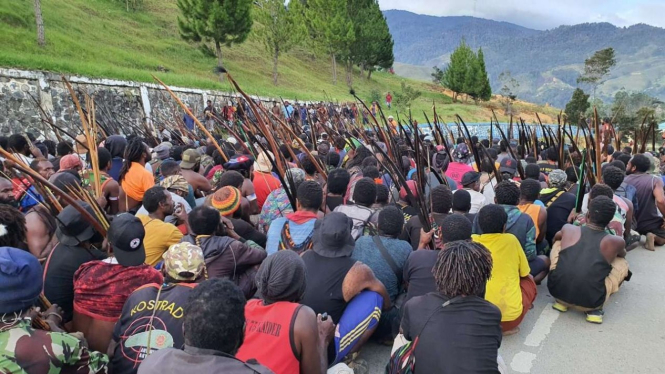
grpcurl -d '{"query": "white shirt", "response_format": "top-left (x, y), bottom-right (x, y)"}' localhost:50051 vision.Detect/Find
top-left (465, 188), bottom-right (488, 214)
top-left (136, 192), bottom-right (191, 225)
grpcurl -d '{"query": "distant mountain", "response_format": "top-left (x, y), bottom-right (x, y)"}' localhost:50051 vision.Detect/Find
top-left (384, 10), bottom-right (665, 107)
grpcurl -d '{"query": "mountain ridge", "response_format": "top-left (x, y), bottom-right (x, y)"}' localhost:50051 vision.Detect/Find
top-left (385, 10), bottom-right (665, 107)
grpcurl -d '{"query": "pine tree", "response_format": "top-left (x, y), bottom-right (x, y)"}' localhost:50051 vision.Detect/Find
top-left (463, 51), bottom-right (479, 101)
top-left (347, 1), bottom-right (394, 81)
top-left (177, 0), bottom-right (253, 71)
top-left (441, 40), bottom-right (472, 102)
top-left (476, 48), bottom-right (492, 101)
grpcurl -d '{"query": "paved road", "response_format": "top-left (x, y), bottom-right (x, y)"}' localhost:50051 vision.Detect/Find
top-left (360, 245), bottom-right (665, 374)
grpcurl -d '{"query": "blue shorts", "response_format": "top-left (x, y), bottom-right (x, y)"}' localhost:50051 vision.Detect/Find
top-left (529, 256), bottom-right (547, 276)
top-left (332, 290), bottom-right (383, 364)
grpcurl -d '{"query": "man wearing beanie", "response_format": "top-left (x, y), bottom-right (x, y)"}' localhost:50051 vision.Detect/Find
top-left (236, 250), bottom-right (335, 374)
top-left (209, 186), bottom-right (267, 247)
top-left (72, 214), bottom-right (163, 352)
top-left (109, 242), bottom-right (206, 374)
top-left (0, 247), bottom-right (109, 373)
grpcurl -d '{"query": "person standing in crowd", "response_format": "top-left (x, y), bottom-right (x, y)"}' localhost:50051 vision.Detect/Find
top-left (301, 213), bottom-right (390, 367)
top-left (138, 279), bottom-right (273, 374)
top-left (136, 186), bottom-right (186, 266)
top-left (399, 240), bottom-right (502, 373)
top-left (0, 247), bottom-right (109, 373)
top-left (236, 250), bottom-right (335, 374)
top-left (385, 92), bottom-right (392, 109)
top-left (461, 171), bottom-right (487, 214)
top-left (118, 139), bottom-right (154, 212)
top-left (43, 202), bottom-right (107, 323)
top-left (72, 214), bottom-right (163, 352)
top-left (266, 181), bottom-right (322, 254)
top-left (110, 242), bottom-right (206, 374)
top-left (624, 154), bottom-right (665, 250)
top-left (203, 100), bottom-right (216, 130)
top-left (548, 196), bottom-right (630, 324)
top-left (473, 204), bottom-right (537, 335)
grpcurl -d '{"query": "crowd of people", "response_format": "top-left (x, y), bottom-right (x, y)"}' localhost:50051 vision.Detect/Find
top-left (0, 110), bottom-right (664, 374)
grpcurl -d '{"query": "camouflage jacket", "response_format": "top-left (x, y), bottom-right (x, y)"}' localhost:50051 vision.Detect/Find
top-left (0, 320), bottom-right (108, 374)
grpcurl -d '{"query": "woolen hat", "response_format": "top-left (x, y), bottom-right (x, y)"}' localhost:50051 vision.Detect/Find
top-left (256, 250), bottom-right (307, 304)
top-left (180, 149), bottom-right (201, 170)
top-left (0, 247), bottom-right (43, 313)
top-left (211, 186), bottom-right (241, 216)
top-left (55, 202), bottom-right (98, 246)
top-left (162, 242), bottom-right (205, 281)
top-left (107, 213), bottom-right (146, 267)
top-left (312, 212), bottom-right (355, 258)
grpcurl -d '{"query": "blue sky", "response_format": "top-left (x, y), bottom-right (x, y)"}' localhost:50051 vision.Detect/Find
top-left (378, 0), bottom-right (665, 30)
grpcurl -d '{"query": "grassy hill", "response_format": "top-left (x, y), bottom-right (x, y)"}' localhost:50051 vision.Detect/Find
top-left (0, 0), bottom-right (558, 123)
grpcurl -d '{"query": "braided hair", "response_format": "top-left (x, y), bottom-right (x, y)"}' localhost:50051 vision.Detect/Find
top-left (0, 205), bottom-right (27, 250)
top-left (433, 240), bottom-right (493, 298)
top-left (118, 139), bottom-right (146, 185)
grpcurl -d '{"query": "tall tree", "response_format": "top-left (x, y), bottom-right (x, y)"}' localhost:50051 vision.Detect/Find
top-left (565, 88), bottom-right (590, 122)
top-left (34, 0), bottom-right (45, 47)
top-left (255, 0), bottom-right (302, 85)
top-left (440, 40), bottom-right (473, 102)
top-left (462, 51), bottom-right (479, 101)
top-left (303, 0), bottom-right (355, 85)
top-left (577, 47), bottom-right (616, 101)
top-left (347, 0), bottom-right (393, 81)
top-left (475, 48), bottom-right (492, 101)
top-left (177, 0), bottom-right (253, 71)
top-left (498, 71), bottom-right (520, 116)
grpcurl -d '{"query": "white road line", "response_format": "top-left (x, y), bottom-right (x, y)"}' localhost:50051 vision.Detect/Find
top-left (509, 304), bottom-right (562, 372)
top-left (523, 306), bottom-right (561, 347)
top-left (510, 351), bottom-right (537, 373)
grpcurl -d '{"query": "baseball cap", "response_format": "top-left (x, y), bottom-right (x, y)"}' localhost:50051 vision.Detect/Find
top-left (55, 202), bottom-right (98, 246)
top-left (162, 242), bottom-right (205, 281)
top-left (500, 158), bottom-right (518, 174)
top-left (180, 149), bottom-right (201, 170)
top-left (107, 213), bottom-right (146, 266)
top-left (461, 171), bottom-right (480, 186)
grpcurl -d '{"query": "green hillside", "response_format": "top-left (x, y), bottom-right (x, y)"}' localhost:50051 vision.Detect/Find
top-left (0, 0), bottom-right (557, 123)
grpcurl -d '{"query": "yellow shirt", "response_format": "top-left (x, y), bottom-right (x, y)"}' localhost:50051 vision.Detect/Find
top-left (473, 233), bottom-right (530, 321)
top-left (137, 214), bottom-right (183, 266)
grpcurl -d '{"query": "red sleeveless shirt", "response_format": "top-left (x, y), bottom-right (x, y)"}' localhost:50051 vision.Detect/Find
top-left (236, 299), bottom-right (302, 374)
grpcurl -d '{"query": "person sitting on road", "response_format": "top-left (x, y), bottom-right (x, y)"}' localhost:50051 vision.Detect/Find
top-left (300, 212), bottom-right (391, 367)
top-left (236, 250), bottom-right (335, 374)
top-left (548, 196), bottom-right (630, 324)
top-left (518, 179), bottom-right (548, 255)
top-left (333, 177), bottom-right (378, 240)
top-left (138, 279), bottom-right (273, 374)
top-left (401, 184), bottom-right (453, 250)
top-left (399, 240), bottom-right (502, 373)
top-left (473, 204), bottom-right (537, 335)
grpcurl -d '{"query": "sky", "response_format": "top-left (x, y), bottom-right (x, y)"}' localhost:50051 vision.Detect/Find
top-left (378, 0), bottom-right (665, 30)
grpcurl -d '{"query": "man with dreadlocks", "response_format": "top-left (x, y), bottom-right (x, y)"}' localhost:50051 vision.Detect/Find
top-left (109, 242), bottom-right (206, 374)
top-left (548, 196), bottom-right (630, 324)
top-left (399, 240), bottom-right (502, 373)
top-left (236, 250), bottom-right (335, 374)
top-left (118, 138), bottom-right (154, 213)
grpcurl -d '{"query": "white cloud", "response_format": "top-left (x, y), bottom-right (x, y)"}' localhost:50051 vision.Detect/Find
top-left (378, 0), bottom-right (665, 29)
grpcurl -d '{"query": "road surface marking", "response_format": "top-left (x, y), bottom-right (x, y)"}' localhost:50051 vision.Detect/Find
top-left (523, 306), bottom-right (561, 347)
top-left (510, 351), bottom-right (537, 373)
